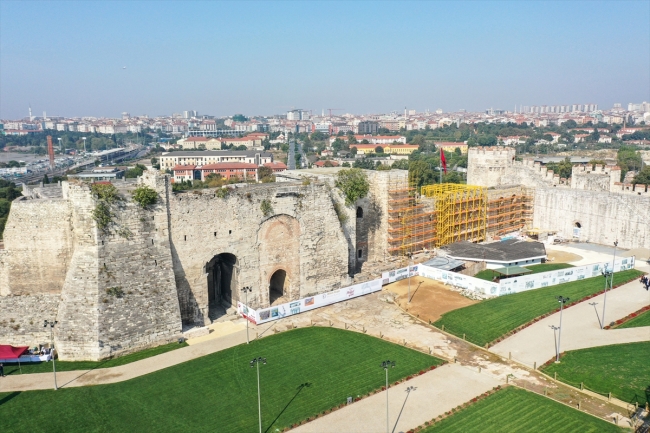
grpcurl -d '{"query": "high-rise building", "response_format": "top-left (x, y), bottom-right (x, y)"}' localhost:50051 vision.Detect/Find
top-left (357, 121), bottom-right (379, 135)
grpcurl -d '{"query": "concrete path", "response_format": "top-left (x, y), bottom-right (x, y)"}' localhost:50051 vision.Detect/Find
top-left (0, 329), bottom-right (249, 392)
top-left (292, 363), bottom-right (500, 433)
top-left (490, 279), bottom-right (650, 367)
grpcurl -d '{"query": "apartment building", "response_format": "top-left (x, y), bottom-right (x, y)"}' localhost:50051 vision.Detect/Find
top-left (159, 150), bottom-right (273, 170)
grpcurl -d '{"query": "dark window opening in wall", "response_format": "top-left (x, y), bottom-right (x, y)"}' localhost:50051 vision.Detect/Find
top-left (358, 249), bottom-right (363, 259)
top-left (152, 216), bottom-right (155, 220)
top-left (214, 232), bottom-right (217, 236)
top-left (155, 260), bottom-right (157, 266)
top-left (356, 207), bottom-right (363, 218)
top-left (151, 239), bottom-right (154, 245)
top-left (102, 240), bottom-right (104, 245)
top-left (229, 230), bottom-right (232, 235)
top-left (575, 222), bottom-right (582, 228)
top-left (184, 235), bottom-right (187, 241)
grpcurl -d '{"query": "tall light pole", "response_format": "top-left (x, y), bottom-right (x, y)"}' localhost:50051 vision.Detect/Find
top-left (407, 252), bottom-right (413, 304)
top-left (82, 137), bottom-right (87, 154)
top-left (555, 296), bottom-right (570, 362)
top-left (602, 241), bottom-right (618, 328)
top-left (250, 357), bottom-right (266, 433)
top-left (549, 325), bottom-right (560, 361)
top-left (43, 320), bottom-right (58, 390)
top-left (381, 360), bottom-right (396, 433)
top-left (242, 286), bottom-right (252, 344)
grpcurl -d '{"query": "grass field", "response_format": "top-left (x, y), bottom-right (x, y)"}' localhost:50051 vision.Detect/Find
top-left (541, 342), bottom-right (650, 405)
top-left (474, 263), bottom-right (574, 281)
top-left (618, 308), bottom-right (650, 329)
top-left (3, 341), bottom-right (188, 376)
top-left (433, 269), bottom-right (643, 346)
top-left (0, 327), bottom-right (442, 433)
top-left (421, 386), bottom-right (623, 433)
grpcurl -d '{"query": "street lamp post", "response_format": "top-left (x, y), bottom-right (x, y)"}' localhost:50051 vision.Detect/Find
top-left (381, 360), bottom-right (396, 433)
top-left (43, 320), bottom-right (58, 390)
top-left (555, 296), bottom-right (570, 362)
top-left (242, 286), bottom-right (252, 344)
top-left (602, 241), bottom-right (618, 328)
top-left (82, 137), bottom-right (87, 153)
top-left (549, 325), bottom-right (560, 361)
top-left (250, 357), bottom-right (267, 433)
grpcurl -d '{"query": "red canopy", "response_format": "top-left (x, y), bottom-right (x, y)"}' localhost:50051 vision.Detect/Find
top-left (0, 345), bottom-right (29, 359)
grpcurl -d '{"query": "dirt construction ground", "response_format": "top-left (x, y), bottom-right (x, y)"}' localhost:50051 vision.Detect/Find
top-left (384, 277), bottom-right (478, 323)
top-left (547, 249), bottom-right (583, 263)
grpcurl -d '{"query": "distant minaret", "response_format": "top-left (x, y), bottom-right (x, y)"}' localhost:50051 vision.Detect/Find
top-left (43, 111), bottom-right (47, 121)
top-left (29, 105), bottom-right (33, 121)
top-left (404, 106), bottom-right (407, 117)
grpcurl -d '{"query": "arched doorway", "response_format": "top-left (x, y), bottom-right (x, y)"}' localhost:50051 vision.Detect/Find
top-left (206, 253), bottom-right (237, 319)
top-left (269, 269), bottom-right (287, 305)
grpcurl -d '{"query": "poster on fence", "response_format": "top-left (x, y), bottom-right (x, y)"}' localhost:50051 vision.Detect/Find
top-left (381, 265), bottom-right (419, 285)
top-left (238, 278), bottom-right (383, 325)
top-left (498, 257), bottom-right (635, 295)
top-left (418, 264), bottom-right (500, 296)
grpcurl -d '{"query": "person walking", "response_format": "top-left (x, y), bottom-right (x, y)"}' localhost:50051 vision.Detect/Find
top-left (0, 363), bottom-right (4, 377)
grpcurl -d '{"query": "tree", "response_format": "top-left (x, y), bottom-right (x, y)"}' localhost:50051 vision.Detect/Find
top-left (546, 157), bottom-right (573, 179)
top-left (151, 157), bottom-right (160, 170)
top-left (311, 131), bottom-right (326, 141)
top-left (633, 166), bottom-right (650, 185)
top-left (391, 159), bottom-right (410, 170)
top-left (258, 166), bottom-right (275, 183)
top-left (564, 120), bottom-right (578, 129)
top-left (341, 162), bottom-right (351, 167)
top-left (348, 135), bottom-right (358, 144)
top-left (232, 114), bottom-right (248, 122)
top-left (375, 146), bottom-right (384, 154)
top-left (332, 138), bottom-right (345, 153)
top-left (125, 164), bottom-right (147, 178)
top-left (360, 139), bottom-right (370, 144)
top-left (131, 185), bottom-right (158, 208)
top-left (335, 168), bottom-right (369, 205)
top-left (590, 128), bottom-right (600, 142)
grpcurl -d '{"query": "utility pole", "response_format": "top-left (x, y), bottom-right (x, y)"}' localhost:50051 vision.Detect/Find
top-left (380, 360), bottom-right (396, 433)
top-left (602, 241), bottom-right (618, 328)
top-left (43, 320), bottom-right (58, 389)
top-left (250, 357), bottom-right (267, 433)
top-left (242, 286), bottom-right (252, 344)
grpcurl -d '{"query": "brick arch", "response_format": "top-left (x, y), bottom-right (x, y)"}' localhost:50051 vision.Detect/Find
top-left (257, 214), bottom-right (301, 307)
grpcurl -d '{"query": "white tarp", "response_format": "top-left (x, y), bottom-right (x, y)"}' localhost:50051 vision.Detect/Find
top-left (238, 278), bottom-right (383, 325)
top-left (418, 264), bottom-right (501, 296)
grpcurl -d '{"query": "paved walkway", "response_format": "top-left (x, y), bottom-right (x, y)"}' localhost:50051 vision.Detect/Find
top-left (0, 329), bottom-right (249, 392)
top-left (292, 363), bottom-right (500, 433)
top-left (490, 278), bottom-right (650, 367)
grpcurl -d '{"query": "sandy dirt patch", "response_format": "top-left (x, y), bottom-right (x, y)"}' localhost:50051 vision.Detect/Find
top-left (546, 248), bottom-right (583, 263)
top-left (384, 277), bottom-right (478, 323)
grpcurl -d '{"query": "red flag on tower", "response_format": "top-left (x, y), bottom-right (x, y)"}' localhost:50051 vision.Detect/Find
top-left (440, 148), bottom-right (447, 174)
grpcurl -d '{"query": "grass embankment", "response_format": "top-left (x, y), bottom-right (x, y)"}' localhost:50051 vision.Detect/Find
top-left (0, 327), bottom-right (442, 433)
top-left (433, 269), bottom-right (643, 347)
top-left (541, 342), bottom-right (650, 405)
top-left (618, 308), bottom-right (650, 329)
top-left (474, 263), bottom-right (574, 281)
top-left (421, 387), bottom-right (623, 433)
top-left (3, 341), bottom-right (188, 376)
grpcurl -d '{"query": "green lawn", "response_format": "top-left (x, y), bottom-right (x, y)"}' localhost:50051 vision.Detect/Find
top-left (3, 341), bottom-right (188, 376)
top-left (474, 263), bottom-right (574, 281)
top-left (422, 387), bottom-right (623, 433)
top-left (0, 327), bottom-right (442, 433)
top-left (433, 269), bottom-right (643, 347)
top-left (541, 342), bottom-right (650, 405)
top-left (618, 308), bottom-right (650, 329)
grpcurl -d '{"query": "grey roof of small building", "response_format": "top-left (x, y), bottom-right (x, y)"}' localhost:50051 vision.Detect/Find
top-left (162, 150), bottom-right (272, 157)
top-left (441, 239), bottom-right (547, 262)
top-left (422, 256), bottom-right (465, 271)
top-left (533, 157), bottom-right (592, 164)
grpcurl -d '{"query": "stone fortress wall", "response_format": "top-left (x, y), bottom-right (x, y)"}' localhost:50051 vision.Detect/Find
top-left (0, 170), bottom-right (392, 360)
top-left (467, 147), bottom-right (650, 250)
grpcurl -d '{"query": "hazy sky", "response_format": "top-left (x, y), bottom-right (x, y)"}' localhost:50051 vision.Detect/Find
top-left (1, 1), bottom-right (649, 119)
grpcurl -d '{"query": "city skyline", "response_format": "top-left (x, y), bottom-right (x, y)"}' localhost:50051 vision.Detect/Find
top-left (1, 1), bottom-right (649, 119)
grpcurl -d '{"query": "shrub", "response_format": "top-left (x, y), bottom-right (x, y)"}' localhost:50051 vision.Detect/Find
top-left (332, 200), bottom-right (349, 224)
top-left (106, 286), bottom-right (124, 298)
top-left (131, 185), bottom-right (160, 208)
top-left (215, 187), bottom-right (230, 199)
top-left (260, 199), bottom-right (274, 216)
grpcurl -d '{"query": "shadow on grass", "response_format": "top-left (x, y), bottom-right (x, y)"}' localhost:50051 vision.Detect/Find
top-left (392, 386), bottom-right (416, 433)
top-left (0, 391), bottom-right (21, 407)
top-left (264, 382), bottom-right (312, 433)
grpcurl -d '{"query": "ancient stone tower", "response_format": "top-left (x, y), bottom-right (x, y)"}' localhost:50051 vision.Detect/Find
top-left (467, 147), bottom-right (516, 187)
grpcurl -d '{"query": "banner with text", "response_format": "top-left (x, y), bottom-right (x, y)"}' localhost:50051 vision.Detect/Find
top-left (238, 278), bottom-right (383, 325)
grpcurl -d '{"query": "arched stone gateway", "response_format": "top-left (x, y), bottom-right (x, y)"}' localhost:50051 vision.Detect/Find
top-left (206, 253), bottom-right (238, 320)
top-left (269, 269), bottom-right (288, 305)
top-left (258, 214), bottom-right (300, 306)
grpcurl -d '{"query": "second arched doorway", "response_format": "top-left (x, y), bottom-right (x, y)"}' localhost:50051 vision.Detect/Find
top-left (269, 269), bottom-right (288, 305)
top-left (206, 253), bottom-right (238, 320)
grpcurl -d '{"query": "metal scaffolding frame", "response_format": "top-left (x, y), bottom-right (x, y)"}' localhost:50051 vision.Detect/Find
top-left (486, 186), bottom-right (534, 238)
top-left (421, 184), bottom-right (487, 247)
top-left (387, 177), bottom-right (437, 256)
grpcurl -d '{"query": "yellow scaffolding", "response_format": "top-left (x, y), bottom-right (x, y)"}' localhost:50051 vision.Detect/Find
top-left (387, 177), bottom-right (437, 256)
top-left (485, 186), bottom-right (534, 238)
top-left (421, 184), bottom-right (487, 247)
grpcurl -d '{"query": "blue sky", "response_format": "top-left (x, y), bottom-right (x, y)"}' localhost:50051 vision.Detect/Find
top-left (1, 1), bottom-right (649, 119)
